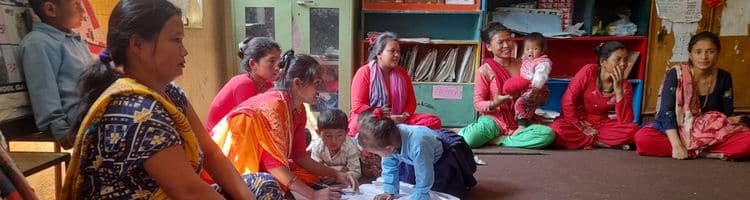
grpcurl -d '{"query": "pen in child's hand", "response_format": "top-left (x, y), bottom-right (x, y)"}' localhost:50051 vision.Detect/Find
top-left (339, 189), bottom-right (360, 195)
top-left (328, 186), bottom-right (344, 195)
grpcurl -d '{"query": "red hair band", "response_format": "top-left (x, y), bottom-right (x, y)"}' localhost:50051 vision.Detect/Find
top-left (373, 108), bottom-right (383, 120)
top-left (367, 35), bottom-right (377, 46)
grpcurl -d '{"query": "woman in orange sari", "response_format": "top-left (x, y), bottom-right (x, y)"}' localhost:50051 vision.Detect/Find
top-left (212, 50), bottom-right (358, 200)
top-left (634, 32), bottom-right (750, 160)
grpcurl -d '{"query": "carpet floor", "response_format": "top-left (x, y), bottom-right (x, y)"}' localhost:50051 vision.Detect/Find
top-left (465, 147), bottom-right (750, 200)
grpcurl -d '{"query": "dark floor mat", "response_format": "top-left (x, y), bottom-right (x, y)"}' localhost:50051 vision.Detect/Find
top-left (465, 149), bottom-right (750, 200)
top-left (472, 145), bottom-right (546, 155)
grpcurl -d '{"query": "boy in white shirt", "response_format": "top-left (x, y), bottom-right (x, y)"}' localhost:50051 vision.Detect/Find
top-left (309, 109), bottom-right (362, 180)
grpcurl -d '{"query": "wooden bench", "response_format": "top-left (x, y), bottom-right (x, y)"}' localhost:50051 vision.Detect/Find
top-left (10, 152), bottom-right (70, 177)
top-left (1, 115), bottom-right (69, 200)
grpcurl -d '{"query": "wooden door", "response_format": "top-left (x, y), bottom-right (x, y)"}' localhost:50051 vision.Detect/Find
top-left (292, 0), bottom-right (355, 112)
top-left (229, 0), bottom-right (293, 75)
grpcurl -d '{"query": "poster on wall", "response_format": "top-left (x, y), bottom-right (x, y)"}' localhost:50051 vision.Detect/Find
top-left (75, 0), bottom-right (106, 55)
top-left (167, 0), bottom-right (203, 28)
top-left (655, 0), bottom-right (702, 62)
top-left (0, 2), bottom-right (33, 122)
top-left (75, 0), bottom-right (104, 46)
top-left (0, 4), bottom-right (32, 44)
top-left (719, 0), bottom-right (750, 36)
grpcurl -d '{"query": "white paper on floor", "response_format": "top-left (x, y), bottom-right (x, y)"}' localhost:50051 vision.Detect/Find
top-left (341, 178), bottom-right (459, 200)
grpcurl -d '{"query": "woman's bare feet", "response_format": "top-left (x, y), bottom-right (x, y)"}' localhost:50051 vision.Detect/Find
top-left (671, 146), bottom-right (689, 160)
top-left (594, 141), bottom-right (611, 148)
top-left (490, 135), bottom-right (508, 146)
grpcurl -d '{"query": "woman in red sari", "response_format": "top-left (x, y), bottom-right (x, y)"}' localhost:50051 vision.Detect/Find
top-left (458, 22), bottom-right (555, 149)
top-left (348, 32), bottom-right (441, 137)
top-left (634, 31), bottom-right (750, 160)
top-left (549, 41), bottom-right (640, 150)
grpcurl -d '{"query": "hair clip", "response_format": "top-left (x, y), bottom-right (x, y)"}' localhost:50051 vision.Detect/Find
top-left (598, 42), bottom-right (605, 48)
top-left (280, 50), bottom-right (295, 69)
top-left (99, 49), bottom-right (113, 63)
top-left (283, 50), bottom-right (294, 60)
top-left (373, 108), bottom-right (383, 120)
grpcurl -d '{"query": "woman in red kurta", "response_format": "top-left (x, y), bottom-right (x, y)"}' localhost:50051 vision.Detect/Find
top-left (205, 37), bottom-right (280, 132)
top-left (550, 41), bottom-right (639, 150)
top-left (348, 32), bottom-right (441, 137)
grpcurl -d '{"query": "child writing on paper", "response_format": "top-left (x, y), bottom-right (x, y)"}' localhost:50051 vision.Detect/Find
top-left (357, 108), bottom-right (476, 200)
top-left (309, 109), bottom-right (362, 182)
top-left (503, 32), bottom-right (552, 133)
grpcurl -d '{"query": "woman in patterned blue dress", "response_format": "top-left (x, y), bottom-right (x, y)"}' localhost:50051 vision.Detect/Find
top-left (61, 0), bottom-right (282, 199)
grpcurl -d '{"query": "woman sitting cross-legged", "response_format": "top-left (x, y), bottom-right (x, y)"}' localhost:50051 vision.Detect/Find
top-left (549, 41), bottom-right (640, 150)
top-left (634, 31), bottom-right (750, 161)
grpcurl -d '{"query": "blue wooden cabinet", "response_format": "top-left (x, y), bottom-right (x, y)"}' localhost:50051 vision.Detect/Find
top-left (540, 79), bottom-right (644, 124)
top-left (413, 83), bottom-right (477, 127)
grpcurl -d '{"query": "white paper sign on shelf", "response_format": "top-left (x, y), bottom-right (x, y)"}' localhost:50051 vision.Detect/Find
top-left (432, 85), bottom-right (463, 100)
top-left (446, 0), bottom-right (474, 5)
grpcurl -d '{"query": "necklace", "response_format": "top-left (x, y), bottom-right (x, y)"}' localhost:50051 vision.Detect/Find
top-left (248, 73), bottom-right (268, 92)
top-left (691, 67), bottom-right (716, 109)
